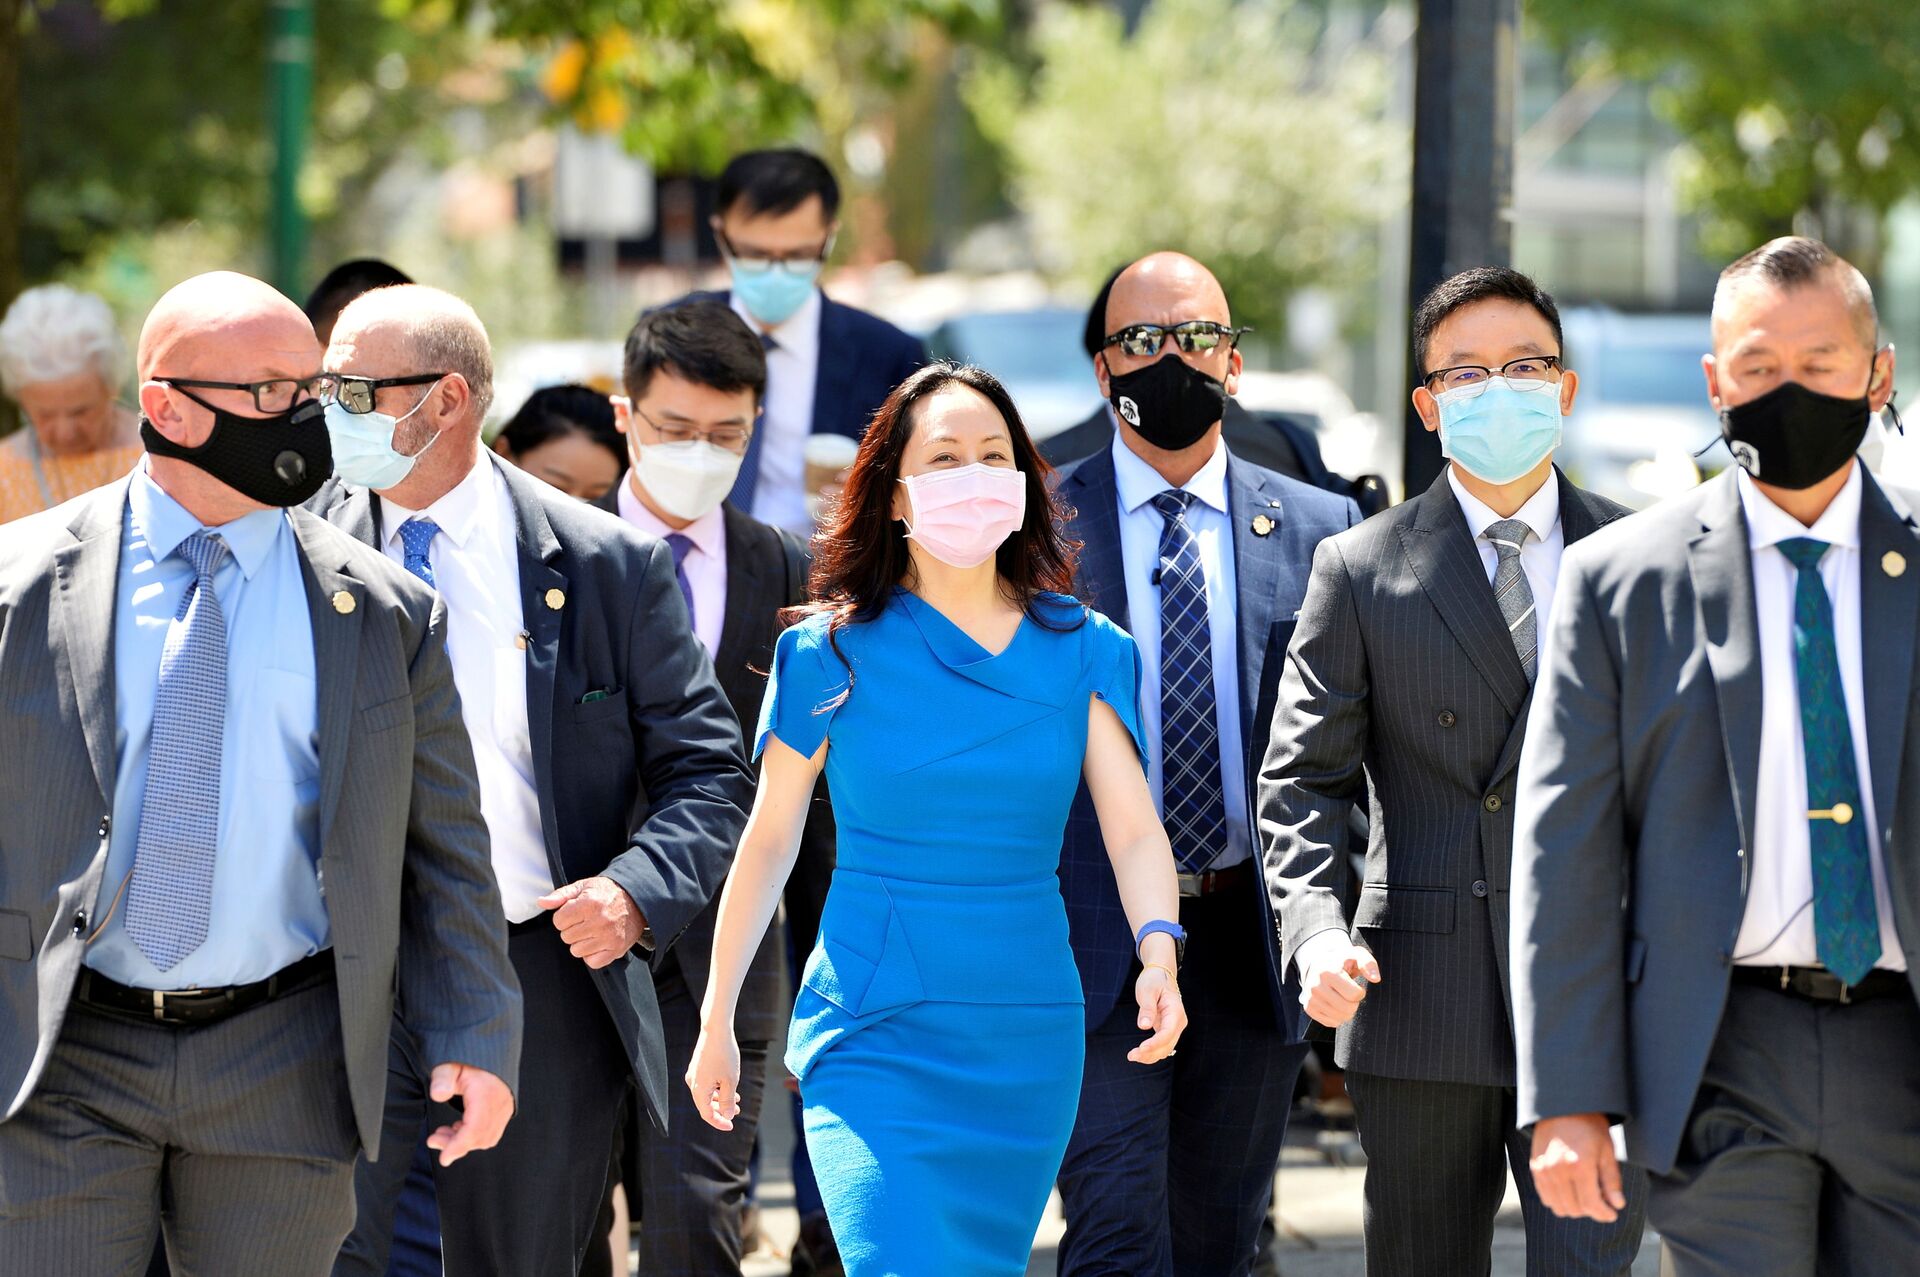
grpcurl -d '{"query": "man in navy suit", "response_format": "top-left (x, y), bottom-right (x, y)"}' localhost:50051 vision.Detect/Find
top-left (1054, 253), bottom-right (1360, 1276)
top-left (315, 285), bottom-right (754, 1277)
top-left (665, 147), bottom-right (925, 535)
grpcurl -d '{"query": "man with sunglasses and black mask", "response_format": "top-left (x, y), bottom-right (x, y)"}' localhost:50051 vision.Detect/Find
top-left (1517, 238), bottom-right (1920, 1275)
top-left (0, 272), bottom-right (522, 1273)
top-left (1054, 252), bottom-right (1361, 1276)
top-left (661, 147), bottom-right (925, 537)
top-left (313, 285), bottom-right (752, 1277)
top-left (1260, 265), bottom-right (1646, 1276)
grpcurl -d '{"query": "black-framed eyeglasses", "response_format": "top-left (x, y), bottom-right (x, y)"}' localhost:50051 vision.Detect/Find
top-left (1102, 321), bottom-right (1251, 359)
top-left (155, 374), bottom-right (340, 415)
top-left (1423, 355), bottom-right (1564, 395)
top-left (633, 404), bottom-right (755, 454)
top-left (713, 227), bottom-right (834, 276)
top-left (328, 373), bottom-right (450, 416)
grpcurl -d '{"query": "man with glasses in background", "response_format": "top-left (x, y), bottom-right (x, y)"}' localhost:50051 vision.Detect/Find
top-left (1053, 252), bottom-right (1361, 1276)
top-left (664, 147), bottom-right (925, 536)
top-left (587, 298), bottom-right (836, 1277)
top-left (1260, 267), bottom-right (1647, 1275)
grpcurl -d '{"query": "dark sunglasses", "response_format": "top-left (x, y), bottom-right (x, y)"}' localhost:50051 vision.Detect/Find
top-left (328, 373), bottom-right (450, 416)
top-left (1101, 321), bottom-right (1251, 359)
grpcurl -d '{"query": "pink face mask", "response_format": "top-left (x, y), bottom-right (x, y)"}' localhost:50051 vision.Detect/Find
top-left (898, 462), bottom-right (1028, 568)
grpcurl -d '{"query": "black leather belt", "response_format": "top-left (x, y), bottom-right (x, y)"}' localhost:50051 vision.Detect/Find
top-left (1177, 860), bottom-right (1253, 898)
top-left (75, 950), bottom-right (335, 1027)
top-left (1732, 964), bottom-right (1911, 1005)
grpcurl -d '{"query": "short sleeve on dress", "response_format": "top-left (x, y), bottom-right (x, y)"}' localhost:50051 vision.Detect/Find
top-left (755, 615), bottom-right (848, 762)
top-left (1085, 611), bottom-right (1149, 771)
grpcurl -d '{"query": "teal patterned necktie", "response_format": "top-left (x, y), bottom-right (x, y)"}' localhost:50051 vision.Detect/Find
top-left (1777, 537), bottom-right (1881, 985)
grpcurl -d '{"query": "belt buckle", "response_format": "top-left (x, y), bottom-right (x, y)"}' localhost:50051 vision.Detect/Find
top-left (151, 989), bottom-right (178, 1024)
top-left (1176, 872), bottom-right (1205, 898)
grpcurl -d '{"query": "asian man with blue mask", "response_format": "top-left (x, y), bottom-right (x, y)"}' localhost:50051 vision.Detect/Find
top-left (1261, 267), bottom-right (1649, 1277)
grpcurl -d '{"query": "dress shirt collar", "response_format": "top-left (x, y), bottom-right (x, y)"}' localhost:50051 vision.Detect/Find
top-left (1110, 431), bottom-right (1230, 517)
top-left (1736, 461), bottom-right (1863, 552)
top-left (128, 458), bottom-right (286, 580)
top-left (730, 287), bottom-right (823, 362)
top-left (381, 451), bottom-right (496, 554)
top-left (1447, 464), bottom-right (1562, 546)
top-left (616, 474), bottom-right (726, 559)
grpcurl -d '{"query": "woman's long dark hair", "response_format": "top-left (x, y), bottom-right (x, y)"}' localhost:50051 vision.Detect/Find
top-left (800, 361), bottom-right (1083, 694)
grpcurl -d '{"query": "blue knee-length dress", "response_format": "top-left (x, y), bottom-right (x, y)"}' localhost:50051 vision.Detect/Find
top-left (757, 588), bottom-right (1145, 1277)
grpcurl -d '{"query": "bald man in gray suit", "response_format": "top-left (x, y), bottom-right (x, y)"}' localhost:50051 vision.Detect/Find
top-left (0, 272), bottom-right (520, 1275)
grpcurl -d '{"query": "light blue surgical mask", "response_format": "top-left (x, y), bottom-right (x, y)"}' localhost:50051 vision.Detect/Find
top-left (1434, 379), bottom-right (1564, 485)
top-left (324, 380), bottom-right (443, 491)
top-left (728, 259), bottom-right (820, 327)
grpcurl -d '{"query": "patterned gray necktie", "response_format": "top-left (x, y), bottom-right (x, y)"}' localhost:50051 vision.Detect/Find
top-left (124, 530), bottom-right (231, 971)
top-left (1484, 518), bottom-right (1537, 682)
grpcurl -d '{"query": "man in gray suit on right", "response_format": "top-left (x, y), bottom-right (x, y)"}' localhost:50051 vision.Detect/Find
top-left (1516, 237), bottom-right (1920, 1274)
top-left (1262, 267), bottom-right (1646, 1275)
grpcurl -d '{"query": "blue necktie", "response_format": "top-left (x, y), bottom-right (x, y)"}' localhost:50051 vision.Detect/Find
top-left (664, 532), bottom-right (697, 629)
top-left (1778, 537), bottom-right (1881, 985)
top-left (730, 330), bottom-right (780, 510)
top-left (124, 530), bottom-right (231, 971)
top-left (399, 517), bottom-right (440, 587)
top-left (1151, 490), bottom-right (1228, 872)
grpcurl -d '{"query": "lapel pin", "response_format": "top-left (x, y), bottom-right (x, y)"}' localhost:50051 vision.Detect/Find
top-left (545, 588), bottom-right (566, 610)
top-left (331, 590), bottom-right (356, 615)
top-left (1884, 551), bottom-right (1907, 578)
top-left (1251, 514), bottom-right (1275, 537)
top-left (514, 630), bottom-right (530, 651)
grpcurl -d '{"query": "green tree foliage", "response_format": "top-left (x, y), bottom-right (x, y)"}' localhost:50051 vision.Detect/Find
top-left (1529, 0), bottom-right (1920, 267)
top-left (964, 0), bottom-right (1399, 344)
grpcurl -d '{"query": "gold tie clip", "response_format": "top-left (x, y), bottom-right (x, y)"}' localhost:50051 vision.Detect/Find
top-left (1809, 802), bottom-right (1855, 825)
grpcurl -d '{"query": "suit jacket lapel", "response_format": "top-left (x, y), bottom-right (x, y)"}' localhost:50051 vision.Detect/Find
top-left (1858, 470), bottom-right (1920, 846)
top-left (1687, 472), bottom-right (1764, 874)
top-left (50, 481), bottom-right (132, 804)
top-left (1226, 457), bottom-right (1284, 746)
top-left (287, 507), bottom-right (366, 853)
top-left (810, 297), bottom-right (855, 438)
top-left (714, 504), bottom-right (772, 688)
top-left (1399, 472), bottom-right (1530, 717)
top-left (497, 459), bottom-right (569, 867)
top-left (1065, 448), bottom-right (1130, 631)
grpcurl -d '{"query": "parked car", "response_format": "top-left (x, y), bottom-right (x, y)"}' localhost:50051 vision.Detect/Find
top-left (1555, 306), bottom-right (1720, 507)
top-left (925, 306), bottom-right (1102, 439)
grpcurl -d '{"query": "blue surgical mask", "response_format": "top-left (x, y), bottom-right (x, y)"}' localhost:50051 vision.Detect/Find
top-left (324, 381), bottom-right (443, 491)
top-left (728, 260), bottom-right (820, 327)
top-left (1434, 380), bottom-right (1564, 485)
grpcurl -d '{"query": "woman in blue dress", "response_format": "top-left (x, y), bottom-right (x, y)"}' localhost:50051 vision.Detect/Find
top-left (686, 363), bottom-right (1189, 1276)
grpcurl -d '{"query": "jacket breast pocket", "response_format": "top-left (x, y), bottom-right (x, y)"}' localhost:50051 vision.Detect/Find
top-left (1352, 883), bottom-right (1456, 935)
top-left (358, 693), bottom-right (411, 734)
top-left (0, 908), bottom-right (34, 961)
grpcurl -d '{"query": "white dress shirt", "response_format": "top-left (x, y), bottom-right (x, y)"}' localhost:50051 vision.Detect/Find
top-left (1110, 433), bottom-right (1252, 870)
top-left (732, 289), bottom-right (822, 535)
top-left (1733, 464), bottom-right (1905, 971)
top-left (382, 457), bottom-right (554, 922)
top-left (1448, 465), bottom-right (1566, 664)
top-left (616, 473), bottom-right (728, 659)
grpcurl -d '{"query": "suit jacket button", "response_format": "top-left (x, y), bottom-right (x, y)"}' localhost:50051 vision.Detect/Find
top-left (72, 910), bottom-right (87, 937)
top-left (1438, 710), bottom-right (1457, 728)
top-left (1483, 794), bottom-right (1503, 813)
top-left (98, 816), bottom-right (111, 837)
top-left (1472, 879), bottom-right (1489, 898)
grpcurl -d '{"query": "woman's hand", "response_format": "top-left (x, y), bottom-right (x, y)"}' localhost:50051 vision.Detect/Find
top-left (685, 1023), bottom-right (744, 1131)
top-left (1127, 964), bottom-right (1186, 1065)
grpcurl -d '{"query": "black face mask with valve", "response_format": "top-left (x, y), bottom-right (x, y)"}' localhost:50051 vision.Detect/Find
top-left (141, 391), bottom-right (333, 507)
top-left (1106, 354), bottom-right (1227, 452)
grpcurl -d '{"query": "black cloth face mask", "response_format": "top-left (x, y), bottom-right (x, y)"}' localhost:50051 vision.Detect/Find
top-left (1106, 354), bottom-right (1227, 452)
top-left (141, 391), bottom-right (333, 507)
top-left (1718, 366), bottom-right (1874, 491)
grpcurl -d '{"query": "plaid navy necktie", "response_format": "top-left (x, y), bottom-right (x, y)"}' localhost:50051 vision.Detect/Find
top-left (1778, 537), bottom-right (1881, 985)
top-left (665, 532), bottom-right (697, 628)
top-left (123, 530), bottom-right (231, 971)
top-left (1151, 489), bottom-right (1228, 872)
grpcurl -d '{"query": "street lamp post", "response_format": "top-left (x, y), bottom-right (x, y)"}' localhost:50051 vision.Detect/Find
top-left (268, 0), bottom-right (314, 299)
top-left (1403, 0), bottom-right (1517, 496)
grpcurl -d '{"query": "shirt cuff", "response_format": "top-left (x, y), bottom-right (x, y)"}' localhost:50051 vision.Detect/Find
top-left (1293, 926), bottom-right (1356, 983)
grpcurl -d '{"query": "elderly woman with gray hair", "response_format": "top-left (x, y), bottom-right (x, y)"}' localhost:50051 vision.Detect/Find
top-left (0, 283), bottom-right (143, 522)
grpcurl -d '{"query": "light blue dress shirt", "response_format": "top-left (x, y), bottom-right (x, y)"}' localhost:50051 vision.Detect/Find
top-left (1110, 433), bottom-right (1252, 869)
top-left (86, 465), bottom-right (329, 989)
